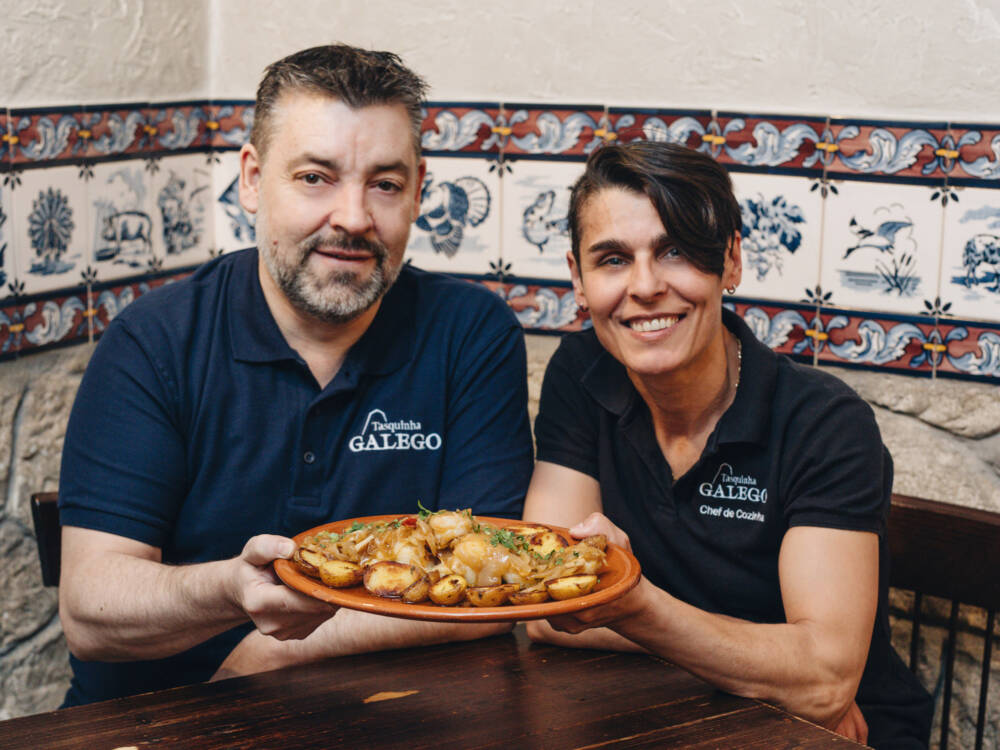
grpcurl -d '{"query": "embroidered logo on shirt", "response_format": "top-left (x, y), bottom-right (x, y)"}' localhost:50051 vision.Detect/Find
top-left (348, 409), bottom-right (442, 453)
top-left (697, 463), bottom-right (767, 522)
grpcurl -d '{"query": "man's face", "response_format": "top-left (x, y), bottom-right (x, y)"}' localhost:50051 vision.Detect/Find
top-left (239, 91), bottom-right (425, 324)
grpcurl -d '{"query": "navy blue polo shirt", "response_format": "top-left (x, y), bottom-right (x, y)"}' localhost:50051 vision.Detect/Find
top-left (534, 308), bottom-right (932, 749)
top-left (59, 248), bottom-right (533, 705)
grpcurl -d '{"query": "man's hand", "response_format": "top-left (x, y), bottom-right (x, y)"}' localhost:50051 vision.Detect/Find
top-left (231, 535), bottom-right (337, 641)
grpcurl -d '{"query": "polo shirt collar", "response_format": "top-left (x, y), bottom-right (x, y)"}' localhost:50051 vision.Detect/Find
top-left (579, 307), bottom-right (776, 446)
top-left (229, 250), bottom-right (417, 377)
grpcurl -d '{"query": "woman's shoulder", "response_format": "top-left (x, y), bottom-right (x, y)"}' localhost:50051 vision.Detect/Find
top-left (551, 328), bottom-right (605, 366)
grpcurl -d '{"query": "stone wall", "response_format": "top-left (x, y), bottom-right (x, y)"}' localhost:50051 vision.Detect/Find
top-left (0, 335), bottom-right (997, 747)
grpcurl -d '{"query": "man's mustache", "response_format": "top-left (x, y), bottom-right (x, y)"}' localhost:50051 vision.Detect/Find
top-left (302, 231), bottom-right (388, 258)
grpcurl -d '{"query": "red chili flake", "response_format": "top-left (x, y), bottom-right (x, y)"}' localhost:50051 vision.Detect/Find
top-left (402, 517), bottom-right (417, 527)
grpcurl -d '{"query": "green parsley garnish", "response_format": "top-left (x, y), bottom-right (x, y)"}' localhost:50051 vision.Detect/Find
top-left (417, 500), bottom-right (434, 519)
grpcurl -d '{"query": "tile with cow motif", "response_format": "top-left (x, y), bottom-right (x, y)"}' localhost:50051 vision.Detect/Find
top-left (501, 159), bottom-right (583, 283)
top-left (729, 171), bottom-right (822, 303)
top-left (87, 159), bottom-right (156, 281)
top-left (940, 186), bottom-right (1000, 321)
top-left (7, 106), bottom-right (88, 167)
top-left (212, 149), bottom-right (255, 255)
top-left (501, 104), bottom-right (604, 159)
top-left (146, 153), bottom-right (214, 271)
top-left (421, 103), bottom-right (501, 157)
top-left (820, 179), bottom-right (944, 316)
top-left (11, 163), bottom-right (90, 296)
top-left (406, 156), bottom-right (499, 276)
top-left (208, 101), bottom-right (253, 150)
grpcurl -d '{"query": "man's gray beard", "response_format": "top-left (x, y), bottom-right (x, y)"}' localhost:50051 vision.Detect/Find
top-left (258, 219), bottom-right (399, 325)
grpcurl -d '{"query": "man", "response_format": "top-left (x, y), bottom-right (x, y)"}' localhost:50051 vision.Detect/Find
top-left (57, 44), bottom-right (532, 706)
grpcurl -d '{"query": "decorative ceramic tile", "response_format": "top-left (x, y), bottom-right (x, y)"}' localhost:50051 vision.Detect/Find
top-left (939, 185), bottom-right (1000, 321)
top-left (80, 102), bottom-right (150, 160)
top-left (421, 103), bottom-right (501, 156)
top-left (825, 119), bottom-right (950, 180)
top-left (608, 108), bottom-right (714, 150)
top-left (8, 106), bottom-right (88, 166)
top-left (12, 164), bottom-right (89, 296)
top-left (406, 156), bottom-right (499, 276)
top-left (147, 153), bottom-right (214, 271)
top-left (150, 101), bottom-right (211, 153)
top-left (86, 159), bottom-right (155, 281)
top-left (729, 171), bottom-right (823, 302)
top-left (208, 101), bottom-right (253, 149)
top-left (486, 280), bottom-right (587, 332)
top-left (937, 318), bottom-right (1000, 379)
top-left (501, 104), bottom-right (604, 159)
top-left (212, 149), bottom-right (255, 255)
top-left (1, 108), bottom-right (14, 165)
top-left (501, 159), bottom-right (582, 282)
top-left (715, 113), bottom-right (827, 171)
top-left (0, 174), bottom-right (13, 300)
top-left (820, 179), bottom-right (944, 315)
top-left (953, 124), bottom-right (1000, 182)
top-left (90, 270), bottom-right (193, 339)
top-left (812, 310), bottom-right (937, 377)
top-left (728, 301), bottom-right (816, 360)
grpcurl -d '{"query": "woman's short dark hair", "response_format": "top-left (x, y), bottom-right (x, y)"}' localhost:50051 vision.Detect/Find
top-left (250, 44), bottom-right (428, 160)
top-left (568, 141), bottom-right (741, 276)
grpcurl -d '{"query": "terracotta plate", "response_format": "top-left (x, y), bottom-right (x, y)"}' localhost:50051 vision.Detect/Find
top-left (274, 515), bottom-right (642, 623)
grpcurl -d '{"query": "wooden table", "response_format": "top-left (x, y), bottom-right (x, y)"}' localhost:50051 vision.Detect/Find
top-left (2, 626), bottom-right (861, 749)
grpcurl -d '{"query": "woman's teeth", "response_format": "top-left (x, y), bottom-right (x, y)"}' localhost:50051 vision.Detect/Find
top-left (629, 316), bottom-right (678, 333)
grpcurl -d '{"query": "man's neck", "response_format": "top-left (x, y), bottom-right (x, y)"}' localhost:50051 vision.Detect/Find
top-left (257, 255), bottom-right (380, 389)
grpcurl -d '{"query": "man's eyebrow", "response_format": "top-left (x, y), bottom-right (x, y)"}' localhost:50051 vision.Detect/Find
top-left (291, 155), bottom-right (412, 177)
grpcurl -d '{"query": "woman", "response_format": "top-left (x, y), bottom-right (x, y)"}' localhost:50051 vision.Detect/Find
top-left (523, 141), bottom-right (931, 749)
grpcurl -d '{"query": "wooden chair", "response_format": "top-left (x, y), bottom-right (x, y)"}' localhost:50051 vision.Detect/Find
top-left (888, 492), bottom-right (1000, 750)
top-left (30, 491), bottom-right (61, 587)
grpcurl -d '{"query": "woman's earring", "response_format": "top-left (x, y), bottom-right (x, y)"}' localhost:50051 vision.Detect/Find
top-left (578, 301), bottom-right (589, 312)
top-left (725, 286), bottom-right (737, 295)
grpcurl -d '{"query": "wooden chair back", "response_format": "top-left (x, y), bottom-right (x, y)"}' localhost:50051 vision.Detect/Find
top-left (30, 492), bottom-right (61, 587)
top-left (888, 492), bottom-right (1000, 750)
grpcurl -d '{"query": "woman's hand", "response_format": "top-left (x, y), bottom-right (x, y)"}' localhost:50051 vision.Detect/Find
top-left (832, 701), bottom-right (868, 744)
top-left (568, 512), bottom-right (632, 551)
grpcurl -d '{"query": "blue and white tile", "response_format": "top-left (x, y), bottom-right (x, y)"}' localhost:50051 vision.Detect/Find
top-left (820, 179), bottom-right (943, 315)
top-left (406, 156), bottom-right (499, 276)
top-left (501, 159), bottom-right (583, 282)
top-left (147, 153), bottom-right (213, 271)
top-left (87, 159), bottom-right (155, 280)
top-left (729, 171), bottom-right (822, 302)
top-left (13, 164), bottom-right (89, 296)
top-left (0, 177), bottom-right (15, 298)
top-left (212, 149), bottom-right (254, 255)
top-left (940, 186), bottom-right (1000, 321)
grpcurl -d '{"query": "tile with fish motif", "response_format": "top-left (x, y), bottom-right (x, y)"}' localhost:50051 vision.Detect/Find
top-left (729, 171), bottom-right (822, 303)
top-left (87, 159), bottom-right (156, 281)
top-left (406, 156), bottom-right (499, 276)
top-left (939, 186), bottom-right (1000, 321)
top-left (212, 149), bottom-right (255, 255)
top-left (147, 153), bottom-right (214, 271)
top-left (12, 164), bottom-right (90, 296)
top-left (501, 159), bottom-right (583, 283)
top-left (820, 179), bottom-right (944, 316)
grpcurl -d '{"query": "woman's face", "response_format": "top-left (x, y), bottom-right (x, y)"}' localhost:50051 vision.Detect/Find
top-left (569, 187), bottom-right (741, 380)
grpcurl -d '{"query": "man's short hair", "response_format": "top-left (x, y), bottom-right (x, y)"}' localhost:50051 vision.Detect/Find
top-left (250, 43), bottom-right (428, 159)
top-left (568, 141), bottom-right (742, 276)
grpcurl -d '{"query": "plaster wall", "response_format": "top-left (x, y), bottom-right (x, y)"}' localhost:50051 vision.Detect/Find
top-left (211, 0), bottom-right (1000, 120)
top-left (0, 0), bottom-right (210, 106)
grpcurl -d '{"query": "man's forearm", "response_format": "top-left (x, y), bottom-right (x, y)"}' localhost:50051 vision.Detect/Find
top-left (60, 551), bottom-right (245, 661)
top-left (213, 609), bottom-right (513, 680)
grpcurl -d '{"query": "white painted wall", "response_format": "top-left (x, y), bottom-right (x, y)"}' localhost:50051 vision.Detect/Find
top-left (0, 0), bottom-right (209, 106)
top-left (210, 0), bottom-right (1000, 121)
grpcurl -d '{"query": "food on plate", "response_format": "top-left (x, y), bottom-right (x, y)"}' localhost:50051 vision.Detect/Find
top-left (293, 508), bottom-right (609, 608)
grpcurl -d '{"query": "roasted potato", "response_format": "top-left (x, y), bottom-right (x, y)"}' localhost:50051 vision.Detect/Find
top-left (293, 547), bottom-right (326, 578)
top-left (508, 588), bottom-right (550, 606)
top-left (545, 574), bottom-right (598, 600)
top-left (363, 561), bottom-right (430, 603)
top-left (529, 530), bottom-right (569, 558)
top-left (466, 583), bottom-right (519, 607)
top-left (580, 534), bottom-right (608, 552)
top-left (429, 574), bottom-right (468, 606)
top-left (513, 524), bottom-right (552, 537)
top-left (318, 560), bottom-right (363, 588)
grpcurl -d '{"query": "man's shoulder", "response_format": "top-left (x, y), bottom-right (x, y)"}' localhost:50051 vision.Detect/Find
top-left (400, 265), bottom-right (519, 331)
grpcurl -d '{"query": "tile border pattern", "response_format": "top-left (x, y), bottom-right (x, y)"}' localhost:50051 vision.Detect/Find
top-left (1, 99), bottom-right (998, 381)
